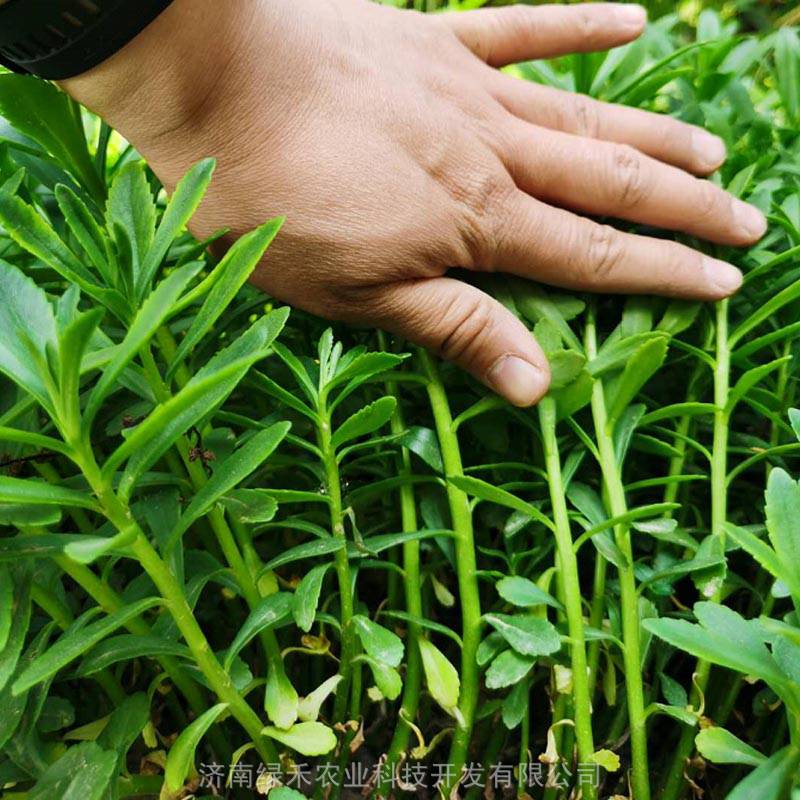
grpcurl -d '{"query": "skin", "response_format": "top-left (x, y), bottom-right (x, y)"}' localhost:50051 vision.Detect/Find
top-left (60, 0), bottom-right (766, 406)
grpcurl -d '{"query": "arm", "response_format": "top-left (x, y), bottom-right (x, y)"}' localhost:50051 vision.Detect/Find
top-left (12, 0), bottom-right (767, 406)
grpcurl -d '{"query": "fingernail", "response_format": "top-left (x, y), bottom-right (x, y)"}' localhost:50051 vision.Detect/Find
top-left (691, 130), bottom-right (726, 171)
top-left (733, 199), bottom-right (767, 240)
top-left (487, 356), bottom-right (548, 407)
top-left (615, 4), bottom-right (647, 29)
top-left (703, 257), bottom-right (743, 296)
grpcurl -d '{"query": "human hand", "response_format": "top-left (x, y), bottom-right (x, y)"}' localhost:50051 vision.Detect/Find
top-left (63, 0), bottom-right (766, 406)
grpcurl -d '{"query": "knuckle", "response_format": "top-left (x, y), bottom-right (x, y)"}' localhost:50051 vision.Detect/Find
top-left (694, 179), bottom-right (726, 223)
top-left (583, 223), bottom-right (625, 283)
top-left (453, 169), bottom-right (513, 269)
top-left (436, 291), bottom-right (497, 365)
top-left (610, 144), bottom-right (649, 209)
top-left (576, 7), bottom-right (603, 43)
top-left (570, 94), bottom-right (601, 139)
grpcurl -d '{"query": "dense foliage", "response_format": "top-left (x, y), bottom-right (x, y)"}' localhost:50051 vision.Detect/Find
top-left (0, 6), bottom-right (799, 800)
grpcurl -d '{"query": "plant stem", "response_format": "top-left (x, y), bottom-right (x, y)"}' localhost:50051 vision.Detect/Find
top-left (383, 392), bottom-right (423, 791)
top-left (77, 449), bottom-right (275, 763)
top-left (418, 350), bottom-right (481, 787)
top-left (662, 300), bottom-right (730, 800)
top-left (316, 392), bottom-right (357, 723)
top-left (585, 313), bottom-right (651, 800)
top-left (538, 396), bottom-right (597, 800)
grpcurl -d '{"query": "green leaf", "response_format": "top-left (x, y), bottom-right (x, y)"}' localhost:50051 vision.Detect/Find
top-left (106, 161), bottom-right (155, 281)
top-left (12, 597), bottom-right (163, 695)
top-left (262, 538), bottom-right (344, 572)
top-left (644, 603), bottom-right (787, 690)
top-left (696, 727), bottom-right (766, 767)
top-left (495, 576), bottom-right (562, 610)
top-left (261, 721), bottom-right (337, 756)
top-left (27, 742), bottom-right (117, 800)
top-left (265, 662), bottom-right (299, 730)
top-left (76, 635), bottom-right (189, 677)
top-left (358, 655), bottom-right (403, 700)
top-left (136, 158), bottom-right (215, 297)
top-left (0, 569), bottom-right (31, 693)
top-left (418, 638), bottom-right (460, 716)
top-left (269, 787), bottom-right (308, 800)
top-left (727, 357), bottom-right (791, 415)
top-left (170, 422), bottom-right (290, 546)
top-left (297, 675), bottom-right (342, 722)
top-left (764, 468), bottom-right (800, 600)
top-left (725, 746), bottom-right (800, 800)
top-left (54, 184), bottom-right (112, 284)
top-left (448, 475), bottom-right (554, 531)
top-left (501, 679), bottom-right (530, 729)
top-left (0, 260), bottom-right (57, 405)
top-left (725, 522), bottom-right (794, 594)
top-left (0, 566), bottom-right (11, 652)
top-left (607, 336), bottom-right (669, 422)
top-left (63, 528), bottom-right (138, 565)
top-left (221, 489), bottom-right (278, 524)
top-left (163, 703), bottom-right (229, 792)
top-left (485, 649), bottom-right (536, 689)
top-left (224, 593), bottom-right (293, 671)
top-left (84, 260), bottom-right (204, 428)
top-left (168, 219), bottom-right (284, 377)
top-left (588, 332), bottom-right (667, 377)
top-left (0, 75), bottom-right (103, 201)
top-left (97, 692), bottom-right (151, 768)
top-left (483, 614), bottom-right (561, 657)
top-left (548, 350), bottom-right (587, 390)
top-left (0, 476), bottom-right (99, 511)
top-left (398, 426), bottom-right (443, 472)
top-left (352, 615), bottom-right (404, 667)
top-left (332, 396), bottom-right (397, 449)
top-left (292, 564), bottom-right (329, 633)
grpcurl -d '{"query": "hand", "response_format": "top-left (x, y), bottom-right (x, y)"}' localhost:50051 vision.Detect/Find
top-left (62, 0), bottom-right (766, 406)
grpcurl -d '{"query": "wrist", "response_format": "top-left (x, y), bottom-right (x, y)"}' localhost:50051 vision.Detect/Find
top-left (60, 0), bottom-right (259, 171)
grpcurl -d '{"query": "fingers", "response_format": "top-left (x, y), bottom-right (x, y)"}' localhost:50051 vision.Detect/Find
top-left (488, 191), bottom-right (743, 300)
top-left (505, 123), bottom-right (766, 247)
top-left (373, 277), bottom-right (550, 407)
top-left (492, 79), bottom-right (726, 176)
top-left (444, 3), bottom-right (646, 67)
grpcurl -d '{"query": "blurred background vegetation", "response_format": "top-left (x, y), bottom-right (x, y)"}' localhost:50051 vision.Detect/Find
top-left (383, 0), bottom-right (799, 32)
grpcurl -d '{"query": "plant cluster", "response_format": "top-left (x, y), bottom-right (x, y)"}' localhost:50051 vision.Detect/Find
top-left (0, 8), bottom-right (798, 800)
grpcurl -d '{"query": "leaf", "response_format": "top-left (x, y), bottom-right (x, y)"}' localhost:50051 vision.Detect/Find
top-left (297, 675), bottom-right (342, 722)
top-left (398, 426), bottom-right (443, 472)
top-left (644, 603), bottom-right (787, 690)
top-left (0, 567), bottom-right (11, 652)
top-left (485, 649), bottom-right (536, 689)
top-left (0, 476), bottom-right (99, 511)
top-left (63, 528), bottom-right (138, 565)
top-left (590, 749), bottom-right (621, 772)
top-left (97, 692), bottom-right (151, 769)
top-left (108, 310), bottom-right (288, 495)
top-left (168, 219), bottom-right (284, 376)
top-left (0, 569), bottom-right (31, 693)
top-left (332, 397), bottom-right (397, 449)
top-left (588, 332), bottom-right (667, 377)
top-left (606, 336), bottom-right (669, 422)
top-left (448, 475), bottom-right (554, 531)
top-left (265, 662), bottom-right (299, 730)
top-left (695, 727), bottom-right (766, 767)
top-left (495, 576), bottom-right (562, 610)
top-left (106, 161), bottom-right (155, 280)
top-left (359, 655), bottom-right (403, 700)
top-left (261, 721), bottom-right (337, 756)
top-left (418, 638), bottom-right (460, 716)
top-left (269, 789), bottom-right (307, 800)
top-left (54, 184), bottom-right (112, 283)
top-left (12, 597), bottom-right (163, 695)
top-left (292, 564), bottom-right (329, 633)
top-left (725, 522), bottom-right (794, 594)
top-left (548, 350), bottom-right (587, 390)
top-left (163, 703), bottom-right (229, 792)
top-left (221, 489), bottom-right (279, 524)
top-left (501, 679), bottom-right (530, 729)
top-left (261, 539), bottom-right (344, 572)
top-left (0, 259), bottom-right (57, 405)
top-left (136, 158), bottom-right (215, 297)
top-left (483, 614), bottom-right (561, 657)
top-left (76, 635), bottom-right (189, 677)
top-left (84, 260), bottom-right (205, 428)
top-left (352, 615), bottom-right (404, 667)
top-left (224, 593), bottom-right (293, 671)
top-left (27, 742), bottom-right (117, 800)
top-left (725, 745), bottom-right (800, 800)
top-left (170, 422), bottom-right (290, 545)
top-left (0, 75), bottom-right (103, 200)
top-left (764, 468), bottom-right (800, 600)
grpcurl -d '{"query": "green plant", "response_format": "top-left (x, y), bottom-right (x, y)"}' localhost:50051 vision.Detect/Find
top-left (0, 7), bottom-right (799, 800)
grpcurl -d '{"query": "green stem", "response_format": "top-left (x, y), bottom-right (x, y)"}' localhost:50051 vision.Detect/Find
top-left (662, 300), bottom-right (730, 800)
top-left (419, 350), bottom-right (481, 787)
top-left (77, 449), bottom-right (274, 763)
top-left (585, 314), bottom-right (651, 800)
top-left (539, 397), bottom-right (597, 798)
top-left (316, 393), bottom-right (357, 723)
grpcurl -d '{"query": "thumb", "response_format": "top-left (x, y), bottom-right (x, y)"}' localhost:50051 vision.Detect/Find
top-left (374, 277), bottom-right (550, 407)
